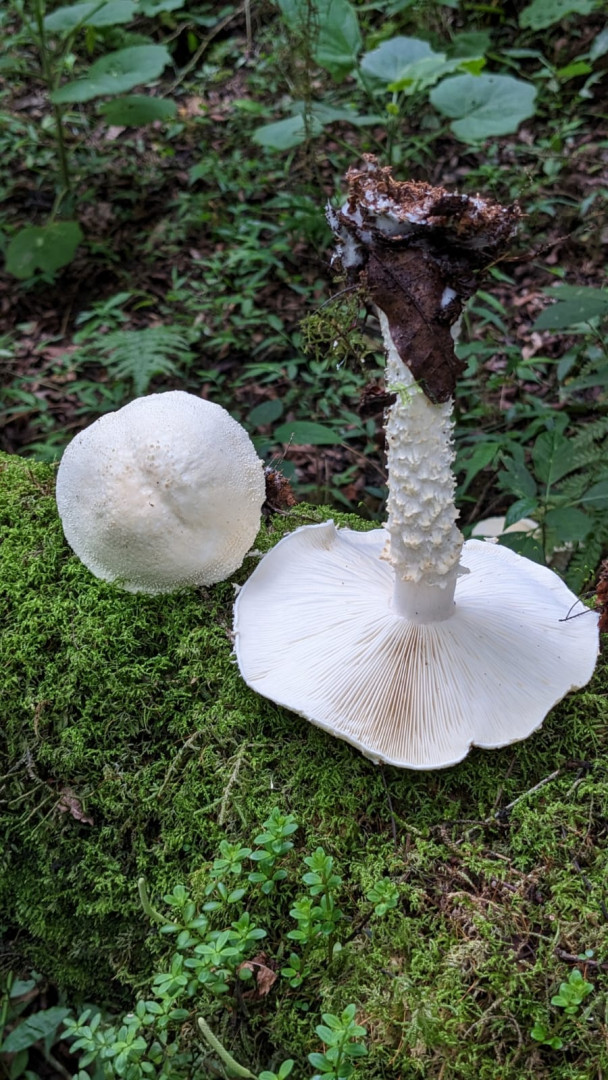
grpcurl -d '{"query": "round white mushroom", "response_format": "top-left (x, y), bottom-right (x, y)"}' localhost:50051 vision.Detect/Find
top-left (56, 391), bottom-right (265, 593)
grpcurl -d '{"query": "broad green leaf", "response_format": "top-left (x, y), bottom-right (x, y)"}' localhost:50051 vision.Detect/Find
top-left (449, 30), bottom-right (491, 57)
top-left (590, 27), bottom-right (608, 61)
top-left (10, 979), bottom-right (38, 998)
top-left (5, 222), bottom-right (83, 279)
top-left (137, 0), bottom-right (185, 12)
top-left (504, 497), bottom-right (539, 528)
top-left (310, 103), bottom-right (381, 126)
top-left (98, 95), bottom-right (177, 124)
top-left (253, 114), bottom-right (323, 150)
top-left (1, 1008), bottom-right (71, 1054)
top-left (532, 430), bottom-right (576, 486)
top-left (248, 399), bottom-right (284, 426)
top-left (532, 286), bottom-right (608, 330)
top-left (388, 55), bottom-right (464, 93)
top-left (51, 45), bottom-right (170, 104)
top-left (360, 36), bottom-right (433, 83)
top-left (497, 532), bottom-right (545, 563)
top-left (519, 0), bottom-right (597, 31)
top-left (545, 506), bottom-right (592, 543)
top-left (499, 455), bottom-right (537, 499)
top-left (314, 0), bottom-right (362, 78)
top-left (276, 0), bottom-right (309, 31)
top-left (580, 479), bottom-right (608, 510)
top-left (44, 1), bottom-right (135, 32)
top-left (457, 441), bottom-right (501, 494)
top-left (274, 421), bottom-right (343, 445)
top-left (430, 73), bottom-right (537, 142)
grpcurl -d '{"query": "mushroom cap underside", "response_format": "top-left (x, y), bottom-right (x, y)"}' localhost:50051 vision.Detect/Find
top-left (56, 391), bottom-right (265, 593)
top-left (234, 521), bottom-right (599, 769)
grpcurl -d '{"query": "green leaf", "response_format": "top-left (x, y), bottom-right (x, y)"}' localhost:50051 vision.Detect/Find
top-left (497, 532), bottom-right (545, 563)
top-left (248, 399), bottom-right (284, 426)
top-left (430, 73), bottom-right (537, 142)
top-left (504, 497), bottom-right (539, 528)
top-left (532, 286), bottom-right (608, 330)
top-left (314, 0), bottom-right (362, 78)
top-left (545, 506), bottom-right (592, 543)
top-left (253, 114), bottom-right (323, 150)
top-left (499, 456), bottom-right (537, 500)
top-left (1, 1008), bottom-right (72, 1054)
top-left (51, 45), bottom-right (170, 104)
top-left (590, 27), bottom-right (608, 61)
top-left (519, 0), bottom-right (597, 31)
top-left (360, 36), bottom-right (433, 82)
top-left (388, 55), bottom-right (464, 93)
top-left (5, 221), bottom-right (83, 279)
top-left (276, 0), bottom-right (308, 30)
top-left (44, 1), bottom-right (135, 32)
top-left (449, 30), bottom-right (492, 57)
top-left (98, 95), bottom-right (177, 124)
top-left (457, 440), bottom-right (501, 493)
top-left (137, 0), bottom-right (185, 12)
top-left (532, 430), bottom-right (576, 486)
top-left (580, 479), bottom-right (608, 510)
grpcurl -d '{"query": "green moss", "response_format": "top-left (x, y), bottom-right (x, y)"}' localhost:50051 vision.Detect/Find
top-left (2, 451), bottom-right (608, 1077)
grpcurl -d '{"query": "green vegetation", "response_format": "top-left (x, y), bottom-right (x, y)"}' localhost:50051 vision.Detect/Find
top-left (1, 452), bottom-right (608, 1078)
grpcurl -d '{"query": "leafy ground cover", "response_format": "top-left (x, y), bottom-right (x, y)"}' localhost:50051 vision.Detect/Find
top-left (1, 0), bottom-right (608, 1077)
top-left (1, 452), bottom-right (608, 1080)
top-left (1, 0), bottom-right (607, 569)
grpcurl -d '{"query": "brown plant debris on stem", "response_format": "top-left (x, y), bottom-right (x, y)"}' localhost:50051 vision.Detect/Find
top-left (328, 155), bottom-right (521, 403)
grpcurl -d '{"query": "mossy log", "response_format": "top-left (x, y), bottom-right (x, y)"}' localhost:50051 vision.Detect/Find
top-left (2, 451), bottom-right (608, 1078)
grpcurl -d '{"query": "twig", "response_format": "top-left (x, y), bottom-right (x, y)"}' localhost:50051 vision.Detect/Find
top-left (164, 4), bottom-right (246, 95)
top-left (493, 769), bottom-right (561, 820)
top-left (218, 746), bottom-right (247, 826)
top-left (554, 947), bottom-right (608, 970)
top-left (157, 729), bottom-right (203, 799)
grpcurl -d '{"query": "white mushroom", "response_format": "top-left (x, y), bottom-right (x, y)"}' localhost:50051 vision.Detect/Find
top-left (471, 516), bottom-right (538, 540)
top-left (56, 391), bottom-right (265, 593)
top-left (234, 164), bottom-right (599, 769)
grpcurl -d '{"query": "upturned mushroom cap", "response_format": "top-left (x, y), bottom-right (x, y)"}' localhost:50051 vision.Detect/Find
top-left (56, 391), bottom-right (265, 593)
top-left (234, 521), bottom-right (599, 769)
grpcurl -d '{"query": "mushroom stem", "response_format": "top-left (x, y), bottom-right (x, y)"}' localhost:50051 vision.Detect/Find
top-left (379, 312), bottom-right (463, 621)
top-left (391, 568), bottom-right (458, 623)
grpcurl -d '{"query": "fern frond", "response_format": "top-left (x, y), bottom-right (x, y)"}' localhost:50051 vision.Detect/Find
top-left (565, 531), bottom-right (606, 593)
top-left (100, 326), bottom-right (195, 396)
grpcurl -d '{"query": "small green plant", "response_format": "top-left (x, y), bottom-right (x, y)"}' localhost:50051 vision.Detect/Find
top-left (0, 971), bottom-right (70, 1080)
top-left (530, 964), bottom-right (594, 1050)
top-left (60, 809), bottom-right (385, 1078)
top-left (254, 0), bottom-right (537, 161)
top-left (497, 412), bottom-right (608, 587)
top-left (308, 1003), bottom-right (367, 1080)
top-left (5, 0), bottom-right (178, 279)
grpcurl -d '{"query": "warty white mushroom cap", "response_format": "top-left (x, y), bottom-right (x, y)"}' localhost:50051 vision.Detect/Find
top-left (234, 521), bottom-right (599, 769)
top-left (56, 391), bottom-right (265, 593)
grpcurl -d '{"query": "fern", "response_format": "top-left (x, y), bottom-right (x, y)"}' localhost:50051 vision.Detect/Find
top-left (566, 530), bottom-right (606, 593)
top-left (98, 326), bottom-right (195, 396)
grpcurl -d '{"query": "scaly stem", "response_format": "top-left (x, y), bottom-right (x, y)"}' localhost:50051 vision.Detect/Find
top-left (378, 311), bottom-right (463, 622)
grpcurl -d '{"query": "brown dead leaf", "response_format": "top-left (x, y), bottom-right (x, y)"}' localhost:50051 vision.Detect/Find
top-left (238, 953), bottom-right (277, 997)
top-left (57, 789), bottom-right (94, 825)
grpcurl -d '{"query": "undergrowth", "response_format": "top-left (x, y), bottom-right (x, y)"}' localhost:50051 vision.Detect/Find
top-left (1, 452), bottom-right (608, 1079)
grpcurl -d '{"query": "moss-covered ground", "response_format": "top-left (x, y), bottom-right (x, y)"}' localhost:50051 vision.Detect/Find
top-left (2, 450), bottom-right (608, 1079)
